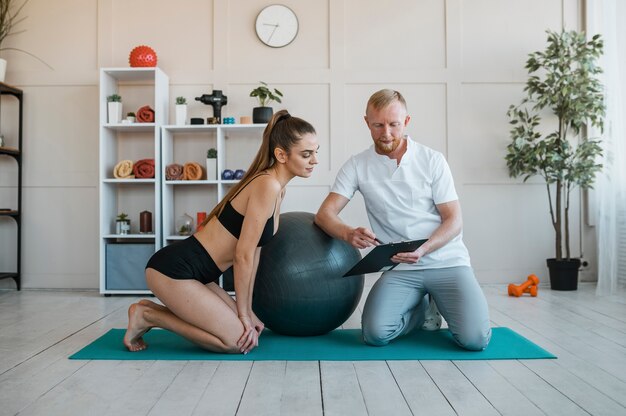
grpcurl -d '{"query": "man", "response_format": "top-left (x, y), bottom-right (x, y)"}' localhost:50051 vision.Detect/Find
top-left (315, 89), bottom-right (491, 350)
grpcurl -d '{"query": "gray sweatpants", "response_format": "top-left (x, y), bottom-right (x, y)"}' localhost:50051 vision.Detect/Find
top-left (362, 266), bottom-right (491, 351)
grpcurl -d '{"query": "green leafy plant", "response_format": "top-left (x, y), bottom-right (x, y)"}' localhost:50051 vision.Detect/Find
top-left (107, 94), bottom-right (121, 103)
top-left (249, 81), bottom-right (283, 107)
top-left (116, 213), bottom-right (129, 221)
top-left (126, 112), bottom-right (135, 117)
top-left (207, 148), bottom-right (217, 158)
top-left (175, 96), bottom-right (187, 105)
top-left (505, 30), bottom-right (605, 261)
top-left (0, 0), bottom-right (53, 69)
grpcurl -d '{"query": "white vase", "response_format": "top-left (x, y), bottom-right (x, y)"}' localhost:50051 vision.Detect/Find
top-left (176, 104), bottom-right (187, 126)
top-left (108, 102), bottom-right (123, 124)
top-left (0, 59), bottom-right (6, 83)
top-left (206, 158), bottom-right (217, 180)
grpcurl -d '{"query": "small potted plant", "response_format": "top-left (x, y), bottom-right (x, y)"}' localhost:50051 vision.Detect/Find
top-left (107, 94), bottom-right (123, 124)
top-left (126, 111), bottom-right (136, 123)
top-left (115, 212), bottom-right (131, 235)
top-left (505, 30), bottom-right (604, 290)
top-left (175, 96), bottom-right (187, 126)
top-left (206, 147), bottom-right (217, 181)
top-left (249, 81), bottom-right (283, 123)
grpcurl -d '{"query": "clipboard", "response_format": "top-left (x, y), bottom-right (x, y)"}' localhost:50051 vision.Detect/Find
top-left (343, 239), bottom-right (428, 277)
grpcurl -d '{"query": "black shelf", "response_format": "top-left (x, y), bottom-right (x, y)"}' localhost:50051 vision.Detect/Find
top-left (0, 81), bottom-right (23, 290)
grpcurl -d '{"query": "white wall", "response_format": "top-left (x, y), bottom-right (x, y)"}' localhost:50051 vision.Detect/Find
top-left (0, 0), bottom-right (595, 289)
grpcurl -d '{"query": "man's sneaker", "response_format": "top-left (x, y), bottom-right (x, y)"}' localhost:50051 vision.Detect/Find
top-left (421, 296), bottom-right (442, 331)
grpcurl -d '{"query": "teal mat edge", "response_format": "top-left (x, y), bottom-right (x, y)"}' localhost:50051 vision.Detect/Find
top-left (69, 327), bottom-right (556, 361)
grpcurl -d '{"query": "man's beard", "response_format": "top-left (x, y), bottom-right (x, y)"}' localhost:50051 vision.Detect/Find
top-left (375, 136), bottom-right (401, 154)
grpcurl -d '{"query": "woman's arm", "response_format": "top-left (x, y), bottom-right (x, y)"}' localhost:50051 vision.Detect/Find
top-left (233, 176), bottom-right (281, 352)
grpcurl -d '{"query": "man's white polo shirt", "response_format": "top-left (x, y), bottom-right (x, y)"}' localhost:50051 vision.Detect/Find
top-left (331, 137), bottom-right (471, 270)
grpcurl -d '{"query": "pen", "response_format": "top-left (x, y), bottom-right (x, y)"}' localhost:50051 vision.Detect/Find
top-left (374, 237), bottom-right (385, 245)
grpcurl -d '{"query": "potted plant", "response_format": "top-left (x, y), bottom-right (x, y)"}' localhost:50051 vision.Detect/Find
top-left (126, 111), bottom-right (136, 123)
top-left (249, 81), bottom-right (283, 123)
top-left (206, 147), bottom-right (217, 181)
top-left (115, 212), bottom-right (130, 235)
top-left (106, 94), bottom-right (122, 124)
top-left (0, 0), bottom-right (54, 82)
top-left (175, 96), bottom-right (187, 126)
top-left (505, 30), bottom-right (604, 291)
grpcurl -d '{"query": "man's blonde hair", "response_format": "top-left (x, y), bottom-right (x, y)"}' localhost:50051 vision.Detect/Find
top-left (366, 89), bottom-right (407, 114)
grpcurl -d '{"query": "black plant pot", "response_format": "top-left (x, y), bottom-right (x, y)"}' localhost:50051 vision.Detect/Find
top-left (253, 106), bottom-right (273, 124)
top-left (546, 258), bottom-right (581, 291)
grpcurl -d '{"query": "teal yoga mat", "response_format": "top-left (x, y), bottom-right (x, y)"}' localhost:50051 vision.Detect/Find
top-left (70, 327), bottom-right (555, 361)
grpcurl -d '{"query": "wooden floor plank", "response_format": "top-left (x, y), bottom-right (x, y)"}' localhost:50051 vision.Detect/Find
top-left (320, 361), bottom-right (368, 416)
top-left (192, 361), bottom-right (253, 416)
top-left (488, 306), bottom-right (626, 408)
top-left (148, 362), bottom-right (219, 416)
top-left (421, 360), bottom-right (499, 416)
top-left (387, 360), bottom-right (456, 415)
top-left (454, 360), bottom-right (544, 416)
top-left (488, 360), bottom-right (588, 416)
top-left (280, 361), bottom-right (323, 416)
top-left (353, 360), bottom-right (412, 416)
top-left (236, 361), bottom-right (287, 416)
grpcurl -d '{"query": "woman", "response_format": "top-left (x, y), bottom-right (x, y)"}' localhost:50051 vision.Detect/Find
top-left (124, 110), bottom-right (318, 354)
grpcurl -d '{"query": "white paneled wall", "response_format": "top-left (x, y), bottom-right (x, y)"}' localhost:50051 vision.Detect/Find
top-left (0, 0), bottom-right (593, 289)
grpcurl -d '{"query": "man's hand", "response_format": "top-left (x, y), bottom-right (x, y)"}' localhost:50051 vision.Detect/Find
top-left (346, 226), bottom-right (380, 249)
top-left (391, 246), bottom-right (427, 264)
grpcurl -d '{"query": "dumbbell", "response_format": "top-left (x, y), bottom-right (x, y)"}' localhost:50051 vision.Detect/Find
top-left (508, 274), bottom-right (539, 297)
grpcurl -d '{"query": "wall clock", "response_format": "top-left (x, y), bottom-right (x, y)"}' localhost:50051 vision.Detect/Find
top-left (255, 5), bottom-right (299, 48)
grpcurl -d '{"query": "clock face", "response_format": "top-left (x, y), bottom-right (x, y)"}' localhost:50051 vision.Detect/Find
top-left (255, 5), bottom-right (299, 48)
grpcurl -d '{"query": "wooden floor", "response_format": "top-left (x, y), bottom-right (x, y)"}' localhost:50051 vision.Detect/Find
top-left (1, 281), bottom-right (626, 416)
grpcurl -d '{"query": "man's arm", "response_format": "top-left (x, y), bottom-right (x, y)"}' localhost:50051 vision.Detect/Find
top-left (392, 200), bottom-right (463, 264)
top-left (315, 192), bottom-right (379, 249)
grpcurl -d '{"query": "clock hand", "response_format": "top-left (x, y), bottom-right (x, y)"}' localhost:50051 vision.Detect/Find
top-left (267, 24), bottom-right (279, 44)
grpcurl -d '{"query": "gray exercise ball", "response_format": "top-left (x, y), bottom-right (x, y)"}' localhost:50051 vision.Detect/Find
top-left (252, 211), bottom-right (364, 336)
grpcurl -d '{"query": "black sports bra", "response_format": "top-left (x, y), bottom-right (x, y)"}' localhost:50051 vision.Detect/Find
top-left (217, 173), bottom-right (275, 247)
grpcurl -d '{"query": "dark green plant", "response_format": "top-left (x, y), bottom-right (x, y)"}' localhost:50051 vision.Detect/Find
top-left (249, 81), bottom-right (283, 107)
top-left (107, 94), bottom-right (121, 103)
top-left (506, 30), bottom-right (605, 261)
top-left (126, 112), bottom-right (135, 117)
top-left (176, 96), bottom-right (187, 105)
top-left (207, 148), bottom-right (217, 158)
top-left (116, 213), bottom-right (128, 221)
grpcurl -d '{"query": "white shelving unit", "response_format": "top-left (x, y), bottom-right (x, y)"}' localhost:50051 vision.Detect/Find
top-left (99, 67), bottom-right (168, 295)
top-left (161, 124), bottom-right (266, 245)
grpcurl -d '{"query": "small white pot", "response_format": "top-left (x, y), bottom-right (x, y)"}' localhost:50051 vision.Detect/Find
top-left (176, 104), bottom-right (187, 126)
top-left (206, 158), bottom-right (217, 180)
top-left (0, 58), bottom-right (6, 82)
top-left (108, 102), bottom-right (123, 124)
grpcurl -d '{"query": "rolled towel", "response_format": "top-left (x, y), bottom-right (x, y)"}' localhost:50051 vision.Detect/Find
top-left (113, 160), bottom-right (134, 179)
top-left (183, 162), bottom-right (203, 180)
top-left (136, 105), bottom-right (155, 123)
top-left (133, 159), bottom-right (155, 179)
top-left (165, 163), bottom-right (184, 180)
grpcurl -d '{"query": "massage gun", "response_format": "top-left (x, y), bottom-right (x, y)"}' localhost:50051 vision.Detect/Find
top-left (196, 90), bottom-right (228, 123)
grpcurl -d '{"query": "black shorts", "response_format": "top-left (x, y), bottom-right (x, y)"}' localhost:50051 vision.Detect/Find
top-left (146, 235), bottom-right (223, 285)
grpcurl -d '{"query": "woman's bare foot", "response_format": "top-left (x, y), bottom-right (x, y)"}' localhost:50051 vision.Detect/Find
top-left (123, 303), bottom-right (152, 352)
top-left (138, 298), bottom-right (167, 312)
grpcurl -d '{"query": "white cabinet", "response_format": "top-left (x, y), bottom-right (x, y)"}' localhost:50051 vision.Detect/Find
top-left (99, 67), bottom-right (168, 294)
top-left (161, 124), bottom-right (266, 244)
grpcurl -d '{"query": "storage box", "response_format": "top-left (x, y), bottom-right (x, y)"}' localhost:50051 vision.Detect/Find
top-left (106, 243), bottom-right (155, 290)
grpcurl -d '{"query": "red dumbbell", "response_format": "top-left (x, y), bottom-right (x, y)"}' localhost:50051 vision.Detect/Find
top-left (508, 274), bottom-right (539, 297)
